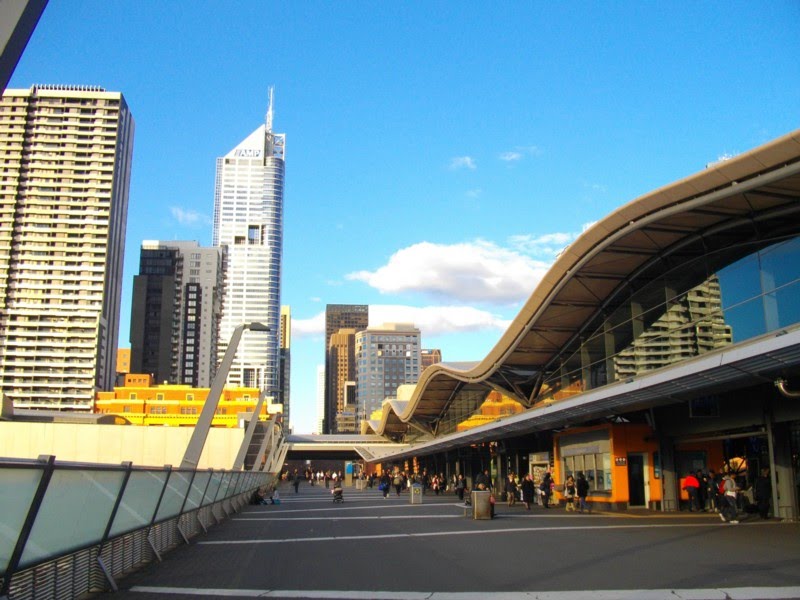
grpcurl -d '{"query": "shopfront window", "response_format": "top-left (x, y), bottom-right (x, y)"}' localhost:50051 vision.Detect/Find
top-left (562, 452), bottom-right (612, 491)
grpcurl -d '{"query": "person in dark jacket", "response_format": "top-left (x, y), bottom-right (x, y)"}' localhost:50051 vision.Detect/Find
top-left (576, 472), bottom-right (590, 513)
top-left (474, 469), bottom-right (491, 491)
top-left (540, 472), bottom-right (554, 508)
top-left (504, 473), bottom-right (518, 507)
top-left (520, 474), bottom-right (536, 510)
top-left (754, 467), bottom-right (772, 519)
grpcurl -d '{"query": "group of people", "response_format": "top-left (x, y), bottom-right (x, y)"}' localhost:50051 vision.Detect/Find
top-left (682, 467), bottom-right (772, 523)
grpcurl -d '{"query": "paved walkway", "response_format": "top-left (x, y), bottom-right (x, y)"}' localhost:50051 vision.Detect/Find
top-left (106, 481), bottom-right (800, 600)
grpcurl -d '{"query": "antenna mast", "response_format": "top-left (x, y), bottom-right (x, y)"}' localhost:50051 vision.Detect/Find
top-left (266, 86), bottom-right (274, 133)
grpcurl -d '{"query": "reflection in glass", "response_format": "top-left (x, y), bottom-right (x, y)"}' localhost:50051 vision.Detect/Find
top-left (109, 471), bottom-right (168, 538)
top-left (155, 471), bottom-right (192, 523)
top-left (20, 469), bottom-right (125, 569)
top-left (0, 468), bottom-right (44, 569)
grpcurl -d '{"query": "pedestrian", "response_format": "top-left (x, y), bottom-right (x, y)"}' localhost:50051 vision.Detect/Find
top-left (754, 467), bottom-right (771, 520)
top-left (540, 472), bottom-right (554, 508)
top-left (456, 474), bottom-right (467, 502)
top-left (521, 473), bottom-right (535, 510)
top-left (563, 475), bottom-right (576, 512)
top-left (505, 473), bottom-right (518, 507)
top-left (474, 469), bottom-right (491, 491)
top-left (379, 471), bottom-right (391, 499)
top-left (292, 469), bottom-right (300, 494)
top-left (576, 471), bottom-right (590, 513)
top-left (682, 470), bottom-right (700, 511)
top-left (720, 471), bottom-right (739, 524)
top-left (393, 471), bottom-right (404, 496)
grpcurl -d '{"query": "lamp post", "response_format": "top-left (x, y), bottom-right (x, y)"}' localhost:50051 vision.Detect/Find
top-left (180, 322), bottom-right (269, 469)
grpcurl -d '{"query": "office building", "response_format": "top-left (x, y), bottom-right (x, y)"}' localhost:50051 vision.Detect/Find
top-left (0, 85), bottom-right (134, 409)
top-left (328, 328), bottom-right (357, 433)
top-left (278, 305), bottom-right (291, 429)
top-left (213, 91), bottom-right (285, 397)
top-left (316, 364), bottom-right (325, 434)
top-left (130, 240), bottom-right (223, 388)
top-left (324, 304), bottom-right (368, 432)
top-left (421, 348), bottom-right (442, 370)
top-left (355, 322), bottom-right (421, 421)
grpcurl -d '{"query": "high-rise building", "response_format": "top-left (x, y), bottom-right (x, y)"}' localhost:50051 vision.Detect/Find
top-left (328, 328), bottom-right (356, 433)
top-left (324, 304), bottom-right (368, 432)
top-left (315, 364), bottom-right (325, 434)
top-left (278, 305), bottom-right (291, 429)
top-left (213, 90), bottom-right (285, 398)
top-left (421, 348), bottom-right (442, 370)
top-left (130, 241), bottom-right (223, 387)
top-left (355, 322), bottom-right (421, 422)
top-left (0, 85), bottom-right (134, 409)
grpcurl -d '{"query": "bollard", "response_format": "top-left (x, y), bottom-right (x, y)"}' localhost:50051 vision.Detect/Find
top-left (410, 483), bottom-right (423, 504)
top-left (472, 490), bottom-right (492, 519)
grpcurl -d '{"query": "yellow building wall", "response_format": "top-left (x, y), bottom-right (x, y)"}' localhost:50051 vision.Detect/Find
top-left (0, 422), bottom-right (245, 469)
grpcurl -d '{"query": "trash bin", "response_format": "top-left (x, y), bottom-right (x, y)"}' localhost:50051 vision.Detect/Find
top-left (472, 490), bottom-right (492, 519)
top-left (410, 483), bottom-right (423, 504)
top-left (355, 479), bottom-right (364, 491)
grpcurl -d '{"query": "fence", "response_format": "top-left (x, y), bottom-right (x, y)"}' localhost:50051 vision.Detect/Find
top-left (0, 455), bottom-right (273, 599)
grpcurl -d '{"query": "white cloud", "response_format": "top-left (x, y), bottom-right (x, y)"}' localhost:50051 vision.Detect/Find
top-left (499, 151), bottom-right (522, 162)
top-left (449, 156), bottom-right (476, 170)
top-left (292, 311), bottom-right (325, 337)
top-left (171, 206), bottom-right (211, 226)
top-left (291, 305), bottom-right (510, 339)
top-left (346, 240), bottom-right (551, 305)
top-left (369, 305), bottom-right (510, 335)
top-left (508, 232), bottom-right (578, 257)
top-left (466, 188), bottom-right (482, 199)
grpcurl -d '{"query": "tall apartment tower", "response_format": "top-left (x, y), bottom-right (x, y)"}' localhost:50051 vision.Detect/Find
top-left (324, 304), bottom-right (368, 433)
top-left (328, 328), bottom-right (356, 434)
top-left (0, 85), bottom-right (134, 409)
top-left (130, 241), bottom-right (223, 387)
top-left (355, 322), bottom-right (421, 422)
top-left (278, 305), bottom-right (291, 430)
top-left (213, 90), bottom-right (285, 398)
top-left (421, 348), bottom-right (442, 371)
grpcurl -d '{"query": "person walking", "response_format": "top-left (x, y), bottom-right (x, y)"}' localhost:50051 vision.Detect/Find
top-left (455, 474), bottom-right (467, 502)
top-left (720, 472), bottom-right (739, 524)
top-left (563, 475), bottom-right (576, 511)
top-left (576, 471), bottom-right (590, 513)
top-left (521, 474), bottom-right (536, 510)
top-left (292, 469), bottom-right (301, 494)
top-left (540, 472), bottom-right (554, 508)
top-left (505, 473), bottom-right (518, 507)
top-left (379, 471), bottom-right (391, 499)
top-left (682, 470), bottom-right (701, 511)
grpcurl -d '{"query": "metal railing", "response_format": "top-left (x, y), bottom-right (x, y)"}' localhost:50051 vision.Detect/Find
top-left (0, 455), bottom-right (274, 599)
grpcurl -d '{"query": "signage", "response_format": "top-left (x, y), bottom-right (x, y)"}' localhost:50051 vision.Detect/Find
top-left (234, 148), bottom-right (262, 158)
top-left (615, 457), bottom-right (627, 466)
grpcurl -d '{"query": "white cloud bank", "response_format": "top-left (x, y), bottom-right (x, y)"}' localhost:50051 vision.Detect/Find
top-left (346, 240), bottom-right (553, 305)
top-left (171, 206), bottom-right (211, 227)
top-left (292, 305), bottom-right (510, 339)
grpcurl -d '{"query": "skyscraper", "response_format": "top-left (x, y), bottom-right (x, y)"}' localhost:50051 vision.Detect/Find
top-left (328, 328), bottom-right (356, 434)
top-left (130, 241), bottom-right (223, 387)
top-left (213, 90), bottom-right (285, 399)
top-left (324, 304), bottom-right (368, 433)
top-left (355, 322), bottom-right (421, 422)
top-left (0, 85), bottom-right (134, 409)
top-left (278, 304), bottom-right (291, 429)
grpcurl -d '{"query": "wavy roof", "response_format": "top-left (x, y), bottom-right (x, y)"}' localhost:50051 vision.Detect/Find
top-left (370, 129), bottom-right (800, 441)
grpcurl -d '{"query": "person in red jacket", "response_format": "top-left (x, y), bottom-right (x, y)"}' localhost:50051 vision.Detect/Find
top-left (682, 471), bottom-right (701, 511)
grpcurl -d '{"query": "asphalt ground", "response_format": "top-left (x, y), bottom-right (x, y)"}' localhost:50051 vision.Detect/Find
top-left (104, 480), bottom-right (800, 600)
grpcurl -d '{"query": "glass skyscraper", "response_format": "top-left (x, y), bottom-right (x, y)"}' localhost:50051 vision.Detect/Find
top-left (212, 93), bottom-right (285, 397)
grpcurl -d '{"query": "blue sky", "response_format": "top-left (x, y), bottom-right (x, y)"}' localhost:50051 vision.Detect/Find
top-left (9, 1), bottom-right (799, 433)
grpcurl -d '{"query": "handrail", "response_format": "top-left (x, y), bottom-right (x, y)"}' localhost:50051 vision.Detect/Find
top-left (0, 455), bottom-right (274, 597)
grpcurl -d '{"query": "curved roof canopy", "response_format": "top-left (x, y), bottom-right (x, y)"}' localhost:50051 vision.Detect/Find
top-left (371, 129), bottom-right (800, 442)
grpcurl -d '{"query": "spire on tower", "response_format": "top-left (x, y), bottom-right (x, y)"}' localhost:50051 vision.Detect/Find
top-left (266, 86), bottom-right (274, 133)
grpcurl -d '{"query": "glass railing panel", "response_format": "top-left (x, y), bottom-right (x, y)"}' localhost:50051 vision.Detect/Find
top-left (184, 472), bottom-right (211, 511)
top-left (19, 468), bottom-right (125, 569)
top-left (217, 472), bottom-right (233, 500)
top-left (0, 466), bottom-right (44, 573)
top-left (201, 472), bottom-right (223, 507)
top-left (109, 470), bottom-right (168, 538)
top-left (154, 471), bottom-right (192, 523)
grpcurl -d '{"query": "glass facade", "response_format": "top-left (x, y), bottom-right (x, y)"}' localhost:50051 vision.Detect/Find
top-left (538, 236), bottom-right (800, 403)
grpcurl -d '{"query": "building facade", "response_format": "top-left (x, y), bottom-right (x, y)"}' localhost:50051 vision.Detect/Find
top-left (130, 240), bottom-right (223, 388)
top-left (421, 348), bottom-right (442, 371)
top-left (356, 323), bottom-right (421, 422)
top-left (212, 94), bottom-right (285, 399)
top-left (0, 85), bottom-right (134, 409)
top-left (279, 304), bottom-right (291, 429)
top-left (324, 304), bottom-right (368, 432)
top-left (328, 328), bottom-right (356, 433)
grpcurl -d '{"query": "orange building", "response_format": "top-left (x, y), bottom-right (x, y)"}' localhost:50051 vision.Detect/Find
top-left (95, 374), bottom-right (277, 427)
top-left (456, 391), bottom-right (524, 432)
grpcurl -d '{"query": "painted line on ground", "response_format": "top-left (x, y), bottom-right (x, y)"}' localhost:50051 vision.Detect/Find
top-left (128, 586), bottom-right (800, 599)
top-left (198, 522), bottom-right (757, 545)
